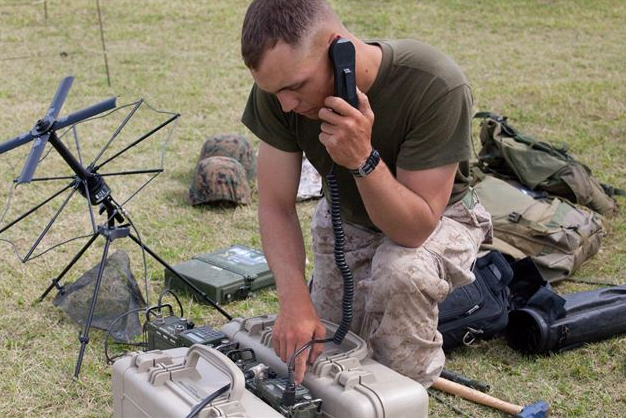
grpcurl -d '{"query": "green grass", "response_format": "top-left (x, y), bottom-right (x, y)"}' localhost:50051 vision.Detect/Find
top-left (0, 0), bottom-right (625, 416)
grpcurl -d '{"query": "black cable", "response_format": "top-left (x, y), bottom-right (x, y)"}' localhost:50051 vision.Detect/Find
top-left (282, 337), bottom-right (331, 407)
top-left (325, 167), bottom-right (354, 344)
top-left (322, 38), bottom-right (357, 346)
top-left (145, 303), bottom-right (174, 322)
top-left (286, 338), bottom-right (332, 384)
top-left (111, 197), bottom-right (150, 306)
top-left (18, 233), bottom-right (94, 262)
top-left (128, 215), bottom-right (150, 306)
top-left (104, 307), bottom-right (148, 364)
top-left (283, 165), bottom-right (355, 402)
top-left (105, 298), bottom-right (183, 365)
top-left (185, 383), bottom-right (230, 418)
top-left (158, 288), bottom-right (184, 318)
top-left (105, 296), bottom-right (184, 365)
top-left (128, 232), bottom-right (233, 322)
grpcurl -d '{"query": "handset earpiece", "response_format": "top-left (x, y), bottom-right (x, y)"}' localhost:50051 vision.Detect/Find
top-left (328, 38), bottom-right (358, 109)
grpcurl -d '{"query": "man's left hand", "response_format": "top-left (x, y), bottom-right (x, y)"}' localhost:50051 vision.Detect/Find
top-left (318, 88), bottom-right (375, 170)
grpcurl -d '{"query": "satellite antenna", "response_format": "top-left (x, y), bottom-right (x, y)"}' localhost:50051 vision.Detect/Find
top-left (0, 77), bottom-right (231, 378)
top-left (1, 76), bottom-right (115, 184)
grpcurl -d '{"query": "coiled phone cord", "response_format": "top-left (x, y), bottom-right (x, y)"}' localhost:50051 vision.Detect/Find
top-left (283, 166), bottom-right (355, 406)
top-left (326, 166), bottom-right (354, 345)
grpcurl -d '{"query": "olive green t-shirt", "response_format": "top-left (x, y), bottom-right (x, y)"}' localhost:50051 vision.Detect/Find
top-left (242, 39), bottom-right (472, 229)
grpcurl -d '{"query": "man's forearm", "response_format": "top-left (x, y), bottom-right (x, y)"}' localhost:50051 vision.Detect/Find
top-left (355, 161), bottom-right (439, 248)
top-left (258, 203), bottom-right (326, 384)
top-left (258, 205), bottom-right (310, 303)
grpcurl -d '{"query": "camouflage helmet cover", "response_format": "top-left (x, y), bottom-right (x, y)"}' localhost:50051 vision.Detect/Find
top-left (189, 156), bottom-right (252, 205)
top-left (199, 134), bottom-right (256, 183)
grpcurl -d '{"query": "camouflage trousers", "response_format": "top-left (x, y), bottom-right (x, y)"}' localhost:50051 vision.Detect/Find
top-left (310, 192), bottom-right (492, 388)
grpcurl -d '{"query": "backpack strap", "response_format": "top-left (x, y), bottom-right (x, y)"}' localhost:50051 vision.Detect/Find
top-left (601, 183), bottom-right (626, 198)
top-left (473, 111), bottom-right (517, 137)
top-left (562, 275), bottom-right (619, 286)
top-left (474, 112), bottom-right (572, 161)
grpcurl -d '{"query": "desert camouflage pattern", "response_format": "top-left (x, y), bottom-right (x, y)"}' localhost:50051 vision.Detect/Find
top-left (199, 134), bottom-right (257, 183)
top-left (310, 192), bottom-right (492, 388)
top-left (188, 156), bottom-right (252, 205)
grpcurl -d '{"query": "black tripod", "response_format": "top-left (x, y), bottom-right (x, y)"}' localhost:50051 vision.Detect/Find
top-left (0, 77), bottom-right (232, 378)
top-left (35, 178), bottom-right (232, 378)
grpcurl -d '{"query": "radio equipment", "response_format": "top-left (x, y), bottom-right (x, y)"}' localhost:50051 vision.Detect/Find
top-left (164, 245), bottom-right (275, 305)
top-left (145, 312), bottom-right (228, 351)
top-left (113, 315), bottom-right (428, 417)
top-left (221, 315), bottom-right (429, 418)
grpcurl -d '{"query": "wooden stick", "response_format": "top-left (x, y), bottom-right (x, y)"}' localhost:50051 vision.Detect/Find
top-left (432, 377), bottom-right (523, 415)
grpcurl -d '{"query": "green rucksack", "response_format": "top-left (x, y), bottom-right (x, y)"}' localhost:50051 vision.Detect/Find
top-left (473, 174), bottom-right (605, 283)
top-left (475, 112), bottom-right (624, 216)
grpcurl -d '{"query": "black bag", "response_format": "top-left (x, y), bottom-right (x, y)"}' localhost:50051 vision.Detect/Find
top-left (505, 258), bottom-right (626, 354)
top-left (438, 251), bottom-right (513, 351)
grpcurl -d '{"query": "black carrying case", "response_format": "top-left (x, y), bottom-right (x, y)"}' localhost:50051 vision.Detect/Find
top-left (438, 251), bottom-right (513, 351)
top-left (505, 258), bottom-right (626, 354)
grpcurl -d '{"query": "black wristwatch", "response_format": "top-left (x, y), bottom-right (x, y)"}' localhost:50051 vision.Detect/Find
top-left (349, 149), bottom-right (380, 178)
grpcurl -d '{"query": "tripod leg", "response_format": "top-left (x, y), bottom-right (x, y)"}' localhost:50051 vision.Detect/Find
top-left (39, 233), bottom-right (100, 302)
top-left (74, 235), bottom-right (111, 378)
top-left (127, 232), bottom-right (232, 321)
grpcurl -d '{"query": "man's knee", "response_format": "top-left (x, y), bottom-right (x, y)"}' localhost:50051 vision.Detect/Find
top-left (370, 239), bottom-right (449, 304)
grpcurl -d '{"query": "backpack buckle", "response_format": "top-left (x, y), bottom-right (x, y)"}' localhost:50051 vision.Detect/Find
top-left (508, 212), bottom-right (522, 223)
top-left (462, 328), bottom-right (484, 346)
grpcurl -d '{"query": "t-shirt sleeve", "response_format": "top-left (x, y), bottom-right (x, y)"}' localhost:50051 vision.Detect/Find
top-left (241, 83), bottom-right (302, 153)
top-left (396, 84), bottom-right (473, 171)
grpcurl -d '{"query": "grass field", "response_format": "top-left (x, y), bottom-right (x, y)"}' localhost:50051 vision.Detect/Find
top-left (0, 0), bottom-right (625, 416)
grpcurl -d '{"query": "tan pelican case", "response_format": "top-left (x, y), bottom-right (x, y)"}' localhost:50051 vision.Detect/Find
top-left (112, 344), bottom-right (282, 417)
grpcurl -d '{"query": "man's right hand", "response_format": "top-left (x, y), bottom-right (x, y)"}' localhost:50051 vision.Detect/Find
top-left (272, 295), bottom-right (326, 385)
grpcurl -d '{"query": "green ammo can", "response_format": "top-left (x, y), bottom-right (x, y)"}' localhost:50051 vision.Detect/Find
top-left (164, 245), bottom-right (275, 304)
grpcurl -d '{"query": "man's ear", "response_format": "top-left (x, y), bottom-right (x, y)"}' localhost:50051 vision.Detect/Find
top-left (327, 33), bottom-right (342, 47)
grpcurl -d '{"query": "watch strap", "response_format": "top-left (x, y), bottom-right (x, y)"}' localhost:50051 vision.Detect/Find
top-left (349, 149), bottom-right (380, 177)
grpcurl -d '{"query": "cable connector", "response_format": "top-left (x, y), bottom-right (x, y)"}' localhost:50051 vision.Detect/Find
top-left (281, 381), bottom-right (297, 407)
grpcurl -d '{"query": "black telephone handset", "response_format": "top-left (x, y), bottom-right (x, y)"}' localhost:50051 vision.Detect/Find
top-left (329, 38), bottom-right (358, 109)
